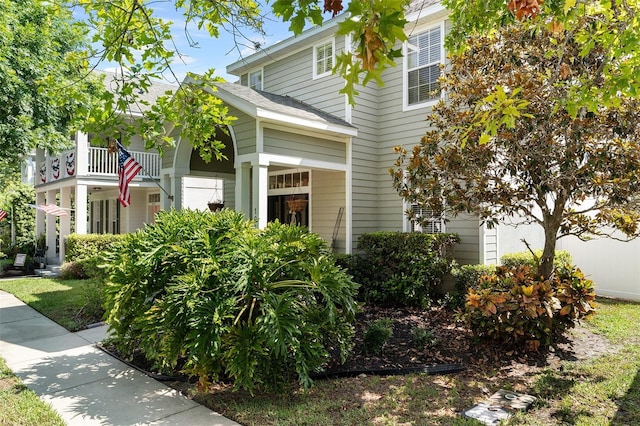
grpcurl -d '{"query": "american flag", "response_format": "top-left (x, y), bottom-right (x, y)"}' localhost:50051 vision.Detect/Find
top-left (32, 204), bottom-right (69, 216)
top-left (0, 209), bottom-right (6, 221)
top-left (117, 142), bottom-right (143, 207)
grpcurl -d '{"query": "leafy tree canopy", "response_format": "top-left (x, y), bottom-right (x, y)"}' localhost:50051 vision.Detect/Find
top-left (72, 0), bottom-right (411, 156)
top-left (0, 0), bottom-right (100, 164)
top-left (391, 22), bottom-right (640, 279)
top-left (443, 0), bottom-right (640, 117)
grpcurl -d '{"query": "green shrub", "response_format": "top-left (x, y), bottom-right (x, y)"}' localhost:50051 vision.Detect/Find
top-left (348, 232), bottom-right (460, 307)
top-left (411, 326), bottom-right (437, 349)
top-left (102, 209), bottom-right (358, 393)
top-left (463, 265), bottom-right (596, 351)
top-left (363, 318), bottom-right (394, 355)
top-left (501, 249), bottom-right (573, 271)
top-left (62, 234), bottom-right (125, 281)
top-left (65, 233), bottom-right (126, 262)
top-left (448, 263), bottom-right (496, 309)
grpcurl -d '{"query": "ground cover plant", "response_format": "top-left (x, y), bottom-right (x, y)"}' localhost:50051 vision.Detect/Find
top-left (102, 209), bottom-right (358, 393)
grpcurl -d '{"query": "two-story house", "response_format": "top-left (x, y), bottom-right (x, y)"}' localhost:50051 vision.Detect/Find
top-left (36, 0), bottom-right (539, 267)
top-left (156, 0), bottom-right (543, 264)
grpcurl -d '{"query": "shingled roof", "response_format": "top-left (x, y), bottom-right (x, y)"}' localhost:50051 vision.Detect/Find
top-left (214, 82), bottom-right (355, 131)
top-left (406, 0), bottom-right (443, 15)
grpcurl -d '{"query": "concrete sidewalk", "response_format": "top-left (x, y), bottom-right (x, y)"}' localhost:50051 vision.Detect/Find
top-left (0, 290), bottom-right (240, 425)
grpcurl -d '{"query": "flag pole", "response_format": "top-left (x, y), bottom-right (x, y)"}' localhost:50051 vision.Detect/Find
top-left (137, 163), bottom-right (174, 202)
top-left (114, 141), bottom-right (174, 202)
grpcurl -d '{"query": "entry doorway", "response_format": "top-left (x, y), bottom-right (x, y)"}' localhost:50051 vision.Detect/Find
top-left (268, 194), bottom-right (309, 226)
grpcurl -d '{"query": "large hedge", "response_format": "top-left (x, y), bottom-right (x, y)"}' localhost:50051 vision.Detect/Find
top-left (344, 232), bottom-right (460, 307)
top-left (61, 233), bottom-right (126, 279)
top-left (102, 209), bottom-right (358, 393)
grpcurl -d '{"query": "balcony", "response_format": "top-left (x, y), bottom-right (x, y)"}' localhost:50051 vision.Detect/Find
top-left (36, 147), bottom-right (161, 186)
top-left (88, 147), bottom-right (160, 178)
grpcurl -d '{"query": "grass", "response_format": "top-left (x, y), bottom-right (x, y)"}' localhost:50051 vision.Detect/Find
top-left (0, 277), bottom-right (104, 331)
top-left (2, 277), bottom-right (639, 425)
top-left (0, 356), bottom-right (65, 426)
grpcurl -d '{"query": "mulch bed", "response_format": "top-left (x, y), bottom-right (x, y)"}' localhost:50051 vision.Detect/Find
top-left (101, 303), bottom-right (615, 387)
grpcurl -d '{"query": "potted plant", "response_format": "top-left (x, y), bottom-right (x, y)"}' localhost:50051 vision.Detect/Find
top-left (208, 189), bottom-right (224, 211)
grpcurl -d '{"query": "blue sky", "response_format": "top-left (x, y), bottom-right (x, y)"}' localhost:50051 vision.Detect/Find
top-left (78, 2), bottom-right (332, 84)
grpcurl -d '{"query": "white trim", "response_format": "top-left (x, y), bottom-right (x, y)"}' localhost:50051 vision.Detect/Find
top-left (402, 21), bottom-right (446, 112)
top-left (257, 119), bottom-right (264, 153)
top-left (405, 2), bottom-right (448, 22)
top-left (313, 38), bottom-right (335, 79)
top-left (236, 152), bottom-right (346, 172)
top-left (257, 108), bottom-right (357, 137)
top-left (346, 137), bottom-right (353, 253)
top-left (344, 33), bottom-right (353, 124)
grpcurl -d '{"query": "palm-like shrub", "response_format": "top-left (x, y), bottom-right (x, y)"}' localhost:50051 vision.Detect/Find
top-left (102, 209), bottom-right (358, 392)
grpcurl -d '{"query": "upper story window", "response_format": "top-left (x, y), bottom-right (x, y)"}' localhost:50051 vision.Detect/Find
top-left (313, 39), bottom-right (334, 79)
top-left (249, 69), bottom-right (263, 90)
top-left (405, 25), bottom-right (443, 109)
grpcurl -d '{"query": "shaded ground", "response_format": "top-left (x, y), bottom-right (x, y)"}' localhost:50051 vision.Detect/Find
top-left (105, 304), bottom-right (619, 425)
top-left (320, 305), bottom-right (615, 378)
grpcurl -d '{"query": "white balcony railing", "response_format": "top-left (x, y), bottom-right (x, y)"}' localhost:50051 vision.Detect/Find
top-left (88, 147), bottom-right (160, 178)
top-left (36, 147), bottom-right (161, 185)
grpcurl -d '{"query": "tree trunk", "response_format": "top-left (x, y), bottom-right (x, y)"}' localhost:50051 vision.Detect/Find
top-left (538, 222), bottom-right (559, 279)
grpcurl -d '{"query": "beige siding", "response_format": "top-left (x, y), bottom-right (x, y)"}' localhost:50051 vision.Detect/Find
top-left (447, 215), bottom-right (481, 265)
top-left (264, 36), bottom-right (347, 120)
top-left (263, 128), bottom-right (346, 163)
top-left (311, 170), bottom-right (346, 252)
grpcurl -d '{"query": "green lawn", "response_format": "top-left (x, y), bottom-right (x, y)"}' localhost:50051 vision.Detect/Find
top-left (0, 277), bottom-right (104, 331)
top-left (0, 356), bottom-right (65, 426)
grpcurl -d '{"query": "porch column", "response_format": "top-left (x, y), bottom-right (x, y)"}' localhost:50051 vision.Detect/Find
top-left (76, 131), bottom-right (89, 175)
top-left (35, 192), bottom-right (46, 243)
top-left (251, 161), bottom-right (268, 229)
top-left (235, 162), bottom-right (251, 217)
top-left (171, 173), bottom-right (183, 210)
top-left (161, 173), bottom-right (172, 210)
top-left (75, 184), bottom-right (88, 234)
top-left (59, 187), bottom-right (72, 263)
top-left (45, 190), bottom-right (57, 263)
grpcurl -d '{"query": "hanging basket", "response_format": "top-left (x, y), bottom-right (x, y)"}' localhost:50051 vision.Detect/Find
top-left (208, 202), bottom-right (224, 212)
top-left (287, 198), bottom-right (308, 212)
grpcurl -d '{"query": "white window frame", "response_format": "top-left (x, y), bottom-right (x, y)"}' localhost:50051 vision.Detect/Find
top-left (313, 39), bottom-right (335, 79)
top-left (248, 69), bottom-right (263, 90)
top-left (409, 204), bottom-right (445, 234)
top-left (403, 22), bottom-right (445, 111)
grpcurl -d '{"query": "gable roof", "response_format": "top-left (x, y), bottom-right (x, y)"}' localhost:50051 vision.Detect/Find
top-left (212, 82), bottom-right (357, 137)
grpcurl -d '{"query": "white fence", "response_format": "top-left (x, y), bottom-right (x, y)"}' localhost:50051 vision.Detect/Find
top-left (558, 235), bottom-right (640, 301)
